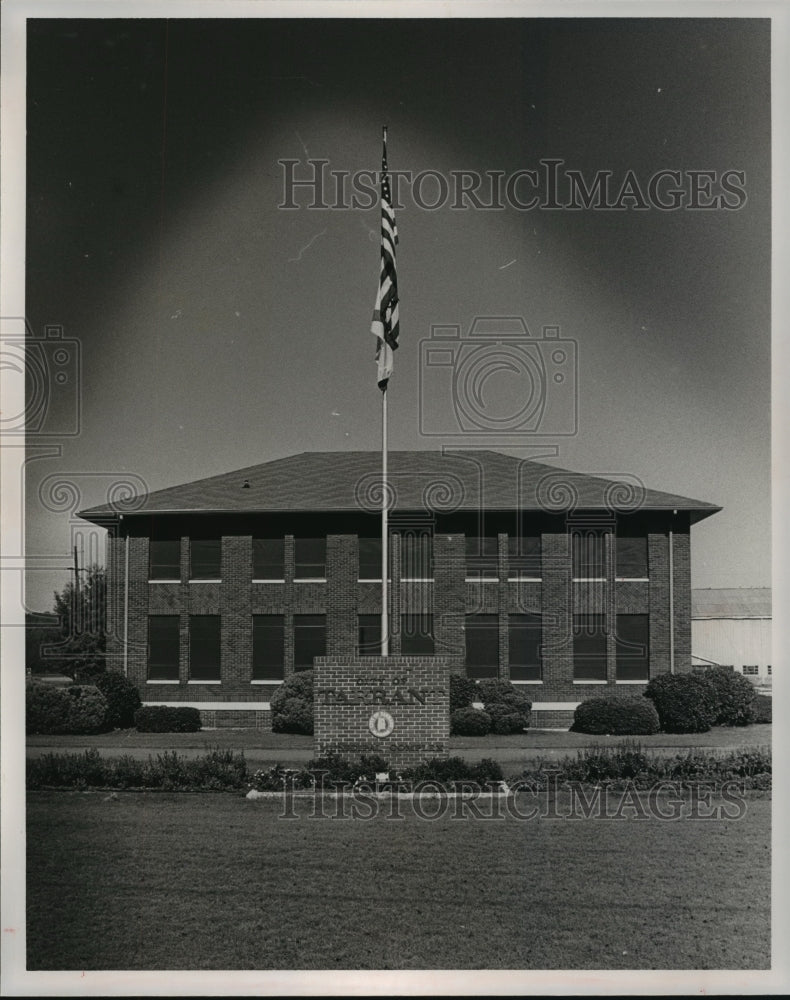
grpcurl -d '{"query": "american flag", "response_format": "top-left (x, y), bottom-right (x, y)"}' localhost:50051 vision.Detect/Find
top-left (370, 127), bottom-right (399, 390)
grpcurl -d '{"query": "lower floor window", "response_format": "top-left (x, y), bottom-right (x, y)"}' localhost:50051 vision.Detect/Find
top-left (148, 615), bottom-right (179, 680)
top-left (358, 614), bottom-right (382, 655)
top-left (573, 613), bottom-right (607, 681)
top-left (615, 613), bottom-right (649, 681)
top-left (252, 615), bottom-right (285, 680)
top-left (189, 615), bottom-right (221, 681)
top-left (294, 614), bottom-right (326, 670)
top-left (400, 612), bottom-right (434, 655)
top-left (466, 614), bottom-right (499, 679)
top-left (742, 664), bottom-right (759, 676)
top-left (508, 613), bottom-right (542, 681)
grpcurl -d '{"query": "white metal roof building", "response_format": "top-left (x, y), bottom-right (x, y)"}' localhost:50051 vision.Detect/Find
top-left (691, 587), bottom-right (771, 685)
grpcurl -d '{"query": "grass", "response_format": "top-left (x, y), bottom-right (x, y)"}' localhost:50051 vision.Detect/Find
top-left (26, 724), bottom-right (773, 752)
top-left (27, 790), bottom-right (770, 970)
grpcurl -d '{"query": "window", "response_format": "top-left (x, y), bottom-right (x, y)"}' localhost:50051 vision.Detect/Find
top-left (742, 664), bottom-right (759, 676)
top-left (616, 536), bottom-right (648, 578)
top-left (358, 537), bottom-right (382, 580)
top-left (508, 613), bottom-right (542, 681)
top-left (294, 614), bottom-right (326, 669)
top-left (465, 535), bottom-right (498, 580)
top-left (253, 538), bottom-right (284, 579)
top-left (294, 538), bottom-right (326, 579)
top-left (358, 614), bottom-right (383, 655)
top-left (147, 616), bottom-right (180, 680)
top-left (189, 615), bottom-right (221, 681)
top-left (465, 614), bottom-right (499, 678)
top-left (508, 534), bottom-right (541, 577)
top-left (149, 539), bottom-right (180, 580)
top-left (190, 539), bottom-right (221, 580)
top-left (400, 533), bottom-right (433, 579)
top-left (572, 532), bottom-right (607, 579)
top-left (768, 665), bottom-right (772, 676)
top-left (573, 613), bottom-right (607, 681)
top-left (252, 615), bottom-right (285, 680)
top-left (400, 613), bottom-right (434, 655)
top-left (615, 614), bottom-right (649, 681)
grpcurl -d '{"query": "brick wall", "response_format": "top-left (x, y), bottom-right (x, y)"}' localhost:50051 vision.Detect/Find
top-left (112, 514), bottom-right (694, 729)
top-left (314, 656), bottom-right (449, 769)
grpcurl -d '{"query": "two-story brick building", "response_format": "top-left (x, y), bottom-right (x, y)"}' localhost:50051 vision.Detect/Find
top-left (78, 450), bottom-right (720, 728)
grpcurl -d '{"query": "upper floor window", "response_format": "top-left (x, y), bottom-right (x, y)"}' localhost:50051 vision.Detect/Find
top-left (358, 537), bottom-right (382, 580)
top-left (399, 533), bottom-right (433, 580)
top-left (253, 538), bottom-right (285, 580)
top-left (616, 536), bottom-right (648, 579)
top-left (190, 539), bottom-right (221, 580)
top-left (465, 536), bottom-right (499, 581)
top-left (149, 539), bottom-right (181, 581)
top-left (508, 534), bottom-right (541, 578)
top-left (572, 532), bottom-right (607, 580)
top-left (294, 538), bottom-right (326, 579)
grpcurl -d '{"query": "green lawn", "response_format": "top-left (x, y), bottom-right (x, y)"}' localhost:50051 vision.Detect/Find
top-left (27, 790), bottom-right (770, 970)
top-left (25, 723), bottom-right (773, 770)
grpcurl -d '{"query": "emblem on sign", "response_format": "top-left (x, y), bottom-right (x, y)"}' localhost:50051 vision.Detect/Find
top-left (368, 710), bottom-right (395, 738)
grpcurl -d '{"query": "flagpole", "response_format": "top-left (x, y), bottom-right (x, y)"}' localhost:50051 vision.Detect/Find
top-left (381, 386), bottom-right (389, 655)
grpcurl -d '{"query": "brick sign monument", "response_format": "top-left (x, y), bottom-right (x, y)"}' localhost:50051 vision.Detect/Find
top-left (313, 656), bottom-right (450, 769)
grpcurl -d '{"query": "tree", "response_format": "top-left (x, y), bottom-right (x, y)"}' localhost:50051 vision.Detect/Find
top-left (50, 565), bottom-right (107, 681)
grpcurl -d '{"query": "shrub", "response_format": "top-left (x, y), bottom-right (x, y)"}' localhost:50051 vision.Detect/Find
top-left (134, 705), bottom-right (201, 733)
top-left (94, 671), bottom-right (142, 729)
top-left (272, 696), bottom-right (314, 735)
top-left (485, 702), bottom-right (528, 735)
top-left (449, 674), bottom-right (478, 712)
top-left (271, 670), bottom-right (314, 734)
top-left (701, 666), bottom-right (758, 726)
top-left (64, 685), bottom-right (110, 734)
top-left (476, 678), bottom-right (531, 712)
top-left (570, 741), bottom-right (651, 781)
top-left (754, 693), bottom-right (772, 724)
top-left (477, 678), bottom-right (531, 730)
top-left (644, 673), bottom-right (718, 733)
top-left (451, 706), bottom-right (492, 736)
top-left (26, 682), bottom-right (71, 734)
top-left (571, 696), bottom-right (660, 736)
top-left (401, 756), bottom-right (504, 786)
top-left (306, 754), bottom-right (363, 786)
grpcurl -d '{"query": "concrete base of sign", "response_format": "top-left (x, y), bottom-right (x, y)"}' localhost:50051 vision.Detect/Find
top-left (313, 656), bottom-right (450, 769)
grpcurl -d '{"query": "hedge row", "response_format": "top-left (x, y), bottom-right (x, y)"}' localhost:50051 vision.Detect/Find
top-left (27, 743), bottom-right (770, 792)
top-left (28, 748), bottom-right (247, 791)
top-left (518, 741), bottom-right (771, 788)
top-left (26, 672), bottom-right (142, 734)
top-left (571, 667), bottom-right (764, 736)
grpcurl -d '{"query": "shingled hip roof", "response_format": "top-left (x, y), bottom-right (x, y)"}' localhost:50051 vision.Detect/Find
top-left (78, 450), bottom-right (722, 524)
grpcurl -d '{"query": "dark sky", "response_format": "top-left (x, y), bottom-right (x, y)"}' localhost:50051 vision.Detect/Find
top-left (23, 16), bottom-right (771, 609)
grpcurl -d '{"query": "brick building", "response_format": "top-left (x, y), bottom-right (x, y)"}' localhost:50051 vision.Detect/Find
top-left (78, 450), bottom-right (720, 729)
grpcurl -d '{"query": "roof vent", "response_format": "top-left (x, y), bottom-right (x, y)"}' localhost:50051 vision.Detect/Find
top-left (242, 479), bottom-right (251, 489)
